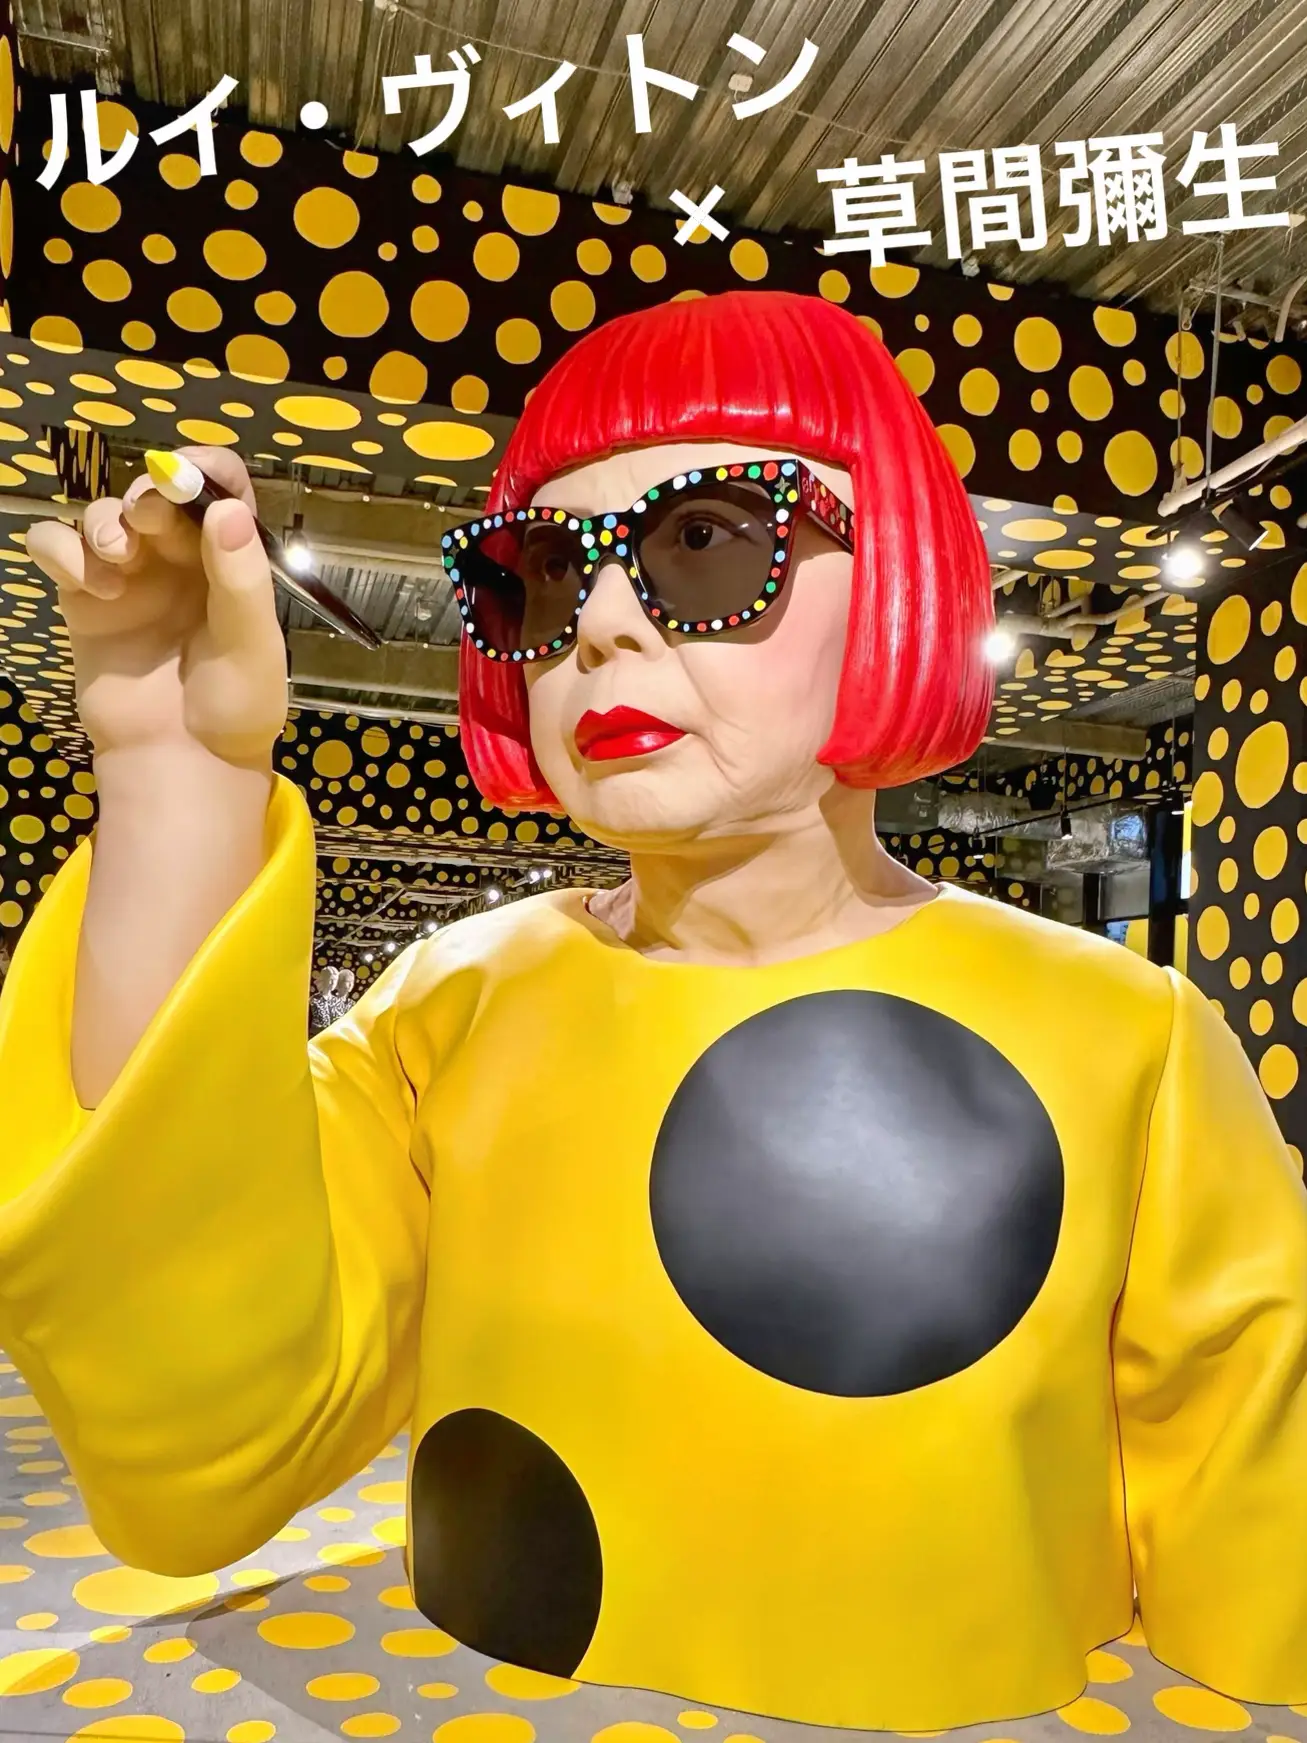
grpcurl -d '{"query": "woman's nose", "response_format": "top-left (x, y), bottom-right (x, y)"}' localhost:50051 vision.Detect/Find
top-left (575, 556), bottom-right (663, 663)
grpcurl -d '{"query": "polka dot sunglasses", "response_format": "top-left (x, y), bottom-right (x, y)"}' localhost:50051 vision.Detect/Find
top-left (440, 458), bottom-right (854, 664)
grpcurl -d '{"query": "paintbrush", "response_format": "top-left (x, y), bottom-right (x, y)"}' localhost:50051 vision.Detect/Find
top-left (143, 449), bottom-right (381, 651)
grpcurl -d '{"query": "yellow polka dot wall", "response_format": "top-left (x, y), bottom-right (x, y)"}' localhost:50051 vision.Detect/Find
top-left (9, 84), bottom-right (1307, 553)
top-left (1, 1349), bottom-right (1307, 1742)
top-left (1187, 570), bottom-right (1307, 1159)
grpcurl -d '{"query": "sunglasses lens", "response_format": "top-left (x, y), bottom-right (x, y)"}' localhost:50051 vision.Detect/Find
top-left (636, 484), bottom-right (778, 624)
top-left (452, 522), bottom-right (588, 655)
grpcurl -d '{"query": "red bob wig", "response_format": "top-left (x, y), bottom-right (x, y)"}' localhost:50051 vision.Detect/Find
top-left (459, 289), bottom-right (994, 811)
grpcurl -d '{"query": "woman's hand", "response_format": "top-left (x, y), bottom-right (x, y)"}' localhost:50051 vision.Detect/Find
top-left (27, 446), bottom-right (288, 768)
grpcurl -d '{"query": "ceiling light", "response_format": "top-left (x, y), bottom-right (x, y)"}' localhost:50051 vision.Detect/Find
top-left (485, 887), bottom-right (501, 904)
top-left (385, 941), bottom-right (396, 952)
top-left (983, 627), bottom-right (1017, 662)
top-left (1162, 543), bottom-right (1205, 585)
top-left (362, 952), bottom-right (373, 962)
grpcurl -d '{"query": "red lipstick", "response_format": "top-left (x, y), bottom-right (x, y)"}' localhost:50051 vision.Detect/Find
top-left (575, 707), bottom-right (685, 763)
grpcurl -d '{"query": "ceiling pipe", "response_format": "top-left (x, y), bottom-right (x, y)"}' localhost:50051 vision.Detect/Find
top-left (1158, 415), bottom-right (1307, 515)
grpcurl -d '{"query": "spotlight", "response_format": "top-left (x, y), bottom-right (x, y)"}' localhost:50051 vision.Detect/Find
top-left (1060, 811), bottom-right (1073, 839)
top-left (1162, 543), bottom-right (1205, 585)
top-left (385, 941), bottom-right (396, 952)
top-left (362, 952), bottom-right (373, 963)
top-left (983, 627), bottom-right (1017, 663)
top-left (285, 512), bottom-right (312, 574)
top-left (425, 922), bottom-right (437, 935)
top-left (527, 869), bottom-right (540, 883)
top-left (485, 887), bottom-right (501, 904)
top-left (1220, 501), bottom-right (1271, 551)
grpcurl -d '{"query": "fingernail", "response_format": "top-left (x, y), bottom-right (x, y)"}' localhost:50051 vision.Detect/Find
top-left (214, 499), bottom-right (256, 551)
top-left (88, 525), bottom-right (129, 559)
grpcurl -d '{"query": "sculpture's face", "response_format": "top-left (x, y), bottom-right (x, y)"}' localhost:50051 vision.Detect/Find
top-left (523, 442), bottom-right (856, 851)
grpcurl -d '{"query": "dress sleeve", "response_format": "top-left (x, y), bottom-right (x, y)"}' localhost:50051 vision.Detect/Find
top-left (1113, 968), bottom-right (1307, 1702)
top-left (0, 777), bottom-right (431, 1576)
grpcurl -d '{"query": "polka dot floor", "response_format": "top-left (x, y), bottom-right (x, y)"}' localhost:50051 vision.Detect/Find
top-left (0, 1359), bottom-right (1300, 1743)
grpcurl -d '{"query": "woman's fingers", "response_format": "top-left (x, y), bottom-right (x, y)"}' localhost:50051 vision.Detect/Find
top-left (200, 496), bottom-right (279, 654)
top-left (26, 517), bottom-right (128, 602)
top-left (83, 498), bottom-right (141, 570)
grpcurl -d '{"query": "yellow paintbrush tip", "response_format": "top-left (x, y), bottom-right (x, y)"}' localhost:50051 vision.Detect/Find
top-left (144, 449), bottom-right (204, 505)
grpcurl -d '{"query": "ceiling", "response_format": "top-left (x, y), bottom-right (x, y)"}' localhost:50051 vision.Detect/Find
top-left (16, 0), bottom-right (1307, 326)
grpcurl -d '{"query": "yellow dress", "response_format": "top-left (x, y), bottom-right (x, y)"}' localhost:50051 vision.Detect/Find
top-left (1, 777), bottom-right (1306, 1732)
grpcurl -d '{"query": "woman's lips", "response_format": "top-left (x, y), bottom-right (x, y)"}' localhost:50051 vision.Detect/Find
top-left (575, 707), bottom-right (686, 763)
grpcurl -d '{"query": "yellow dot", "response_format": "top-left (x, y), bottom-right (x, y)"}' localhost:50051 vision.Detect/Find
top-left (380, 1626), bottom-right (456, 1657)
top-left (254, 290), bottom-right (295, 325)
top-left (576, 238), bottom-right (611, 275)
top-left (378, 241), bottom-right (397, 261)
top-left (1058, 431), bottom-right (1084, 461)
top-left (411, 279), bottom-right (470, 343)
top-left (958, 367), bottom-right (999, 415)
top-left (1057, 1698), bottom-right (1130, 1735)
top-left (1235, 721), bottom-right (1290, 809)
top-left (1265, 414), bottom-right (1295, 443)
top-left (341, 1719), bottom-right (400, 1739)
top-left (420, 1683), bottom-right (459, 1700)
top-left (175, 419), bottom-right (239, 446)
top-left (1165, 330), bottom-right (1205, 379)
top-left (30, 314), bottom-right (83, 353)
top-left (166, 287), bottom-right (222, 332)
top-left (365, 350), bottom-right (426, 405)
top-left (60, 182), bottom-right (120, 233)
top-left (1195, 905), bottom-right (1230, 961)
top-left (225, 179), bottom-right (258, 210)
top-left (1009, 429), bottom-right (1041, 470)
top-left (143, 1639), bottom-right (194, 1664)
top-left (1273, 898), bottom-right (1300, 943)
top-left (23, 1524), bottom-right (106, 1558)
top-left (1222, 679), bottom-right (1242, 711)
top-left (500, 184), bottom-right (559, 234)
top-left (473, 232), bottom-right (520, 281)
top-left (1014, 316), bottom-right (1061, 372)
top-left (1219, 816), bottom-right (1236, 842)
top-left (894, 348), bottom-right (934, 396)
top-left (158, 153), bottom-right (201, 189)
top-left (1122, 358), bottom-right (1146, 386)
top-left (484, 1665), bottom-right (579, 1699)
top-left (400, 420), bottom-right (491, 462)
top-left (1261, 1044), bottom-right (1299, 1102)
top-left (1206, 593), bottom-right (1251, 665)
top-left (1264, 953), bottom-right (1285, 986)
top-left (1267, 353), bottom-right (1302, 395)
top-left (73, 1567), bottom-right (219, 1616)
top-left (677, 1718), bottom-right (718, 1731)
top-left (219, 336), bottom-right (287, 387)
top-left (935, 424), bottom-right (975, 478)
top-left (1104, 430), bottom-right (1159, 496)
top-left (307, 1672), bottom-right (380, 1700)
top-left (202, 229), bottom-right (266, 280)
top-left (1156, 1685), bottom-right (1254, 1731)
top-left (312, 740), bottom-right (353, 779)
top-left (61, 1677), bottom-right (134, 1708)
top-left (629, 244), bottom-right (666, 283)
top-left (729, 238), bottom-right (768, 281)
top-left (1210, 395), bottom-right (1243, 440)
top-left (228, 1726), bottom-right (277, 1743)
top-left (550, 279), bottom-right (596, 332)
top-left (220, 401), bottom-right (254, 418)
top-left (1093, 307), bottom-right (1136, 346)
top-left (193, 1666), bottom-right (241, 1693)
top-left (0, 1647), bottom-right (80, 1695)
top-left (1229, 956), bottom-right (1251, 990)
top-left (70, 399), bottom-right (132, 428)
top-left (816, 268), bottom-right (850, 302)
top-left (1251, 999), bottom-right (1276, 1036)
top-left (435, 1720), bottom-right (538, 1743)
top-left (496, 318), bottom-right (541, 364)
top-left (451, 374), bottom-right (488, 414)
top-left (1254, 826), bottom-right (1288, 879)
top-left (257, 1610), bottom-right (355, 1649)
top-left (44, 236), bottom-right (73, 265)
top-left (950, 313), bottom-right (982, 346)
top-left (870, 263), bottom-right (918, 297)
top-left (1190, 769), bottom-right (1223, 829)
top-left (1069, 365), bottom-right (1113, 420)
top-left (410, 224), bottom-right (440, 254)
top-left (80, 258), bottom-right (131, 302)
top-left (320, 271), bottom-right (388, 338)
top-left (274, 394), bottom-right (360, 432)
top-left (0, 37), bottom-right (12, 153)
top-left (238, 130), bottom-right (282, 168)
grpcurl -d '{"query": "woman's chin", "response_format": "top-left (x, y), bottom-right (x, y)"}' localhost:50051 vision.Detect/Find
top-left (559, 767), bottom-right (726, 854)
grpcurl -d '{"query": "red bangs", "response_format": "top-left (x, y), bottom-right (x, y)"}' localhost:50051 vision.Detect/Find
top-left (459, 289), bottom-right (994, 812)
